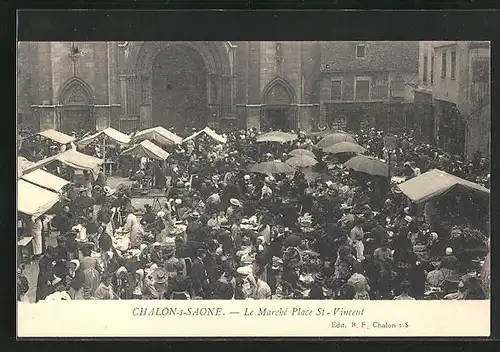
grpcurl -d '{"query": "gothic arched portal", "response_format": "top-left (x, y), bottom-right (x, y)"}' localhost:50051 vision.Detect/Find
top-left (151, 45), bottom-right (208, 134)
top-left (58, 77), bottom-right (95, 133)
top-left (261, 77), bottom-right (297, 132)
top-left (128, 41), bottom-right (233, 135)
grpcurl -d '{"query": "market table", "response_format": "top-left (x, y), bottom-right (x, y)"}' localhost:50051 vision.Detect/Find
top-left (131, 188), bottom-right (169, 212)
top-left (18, 236), bottom-right (33, 264)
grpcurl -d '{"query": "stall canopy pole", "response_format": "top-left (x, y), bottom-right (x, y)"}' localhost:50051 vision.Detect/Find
top-left (102, 136), bottom-right (107, 175)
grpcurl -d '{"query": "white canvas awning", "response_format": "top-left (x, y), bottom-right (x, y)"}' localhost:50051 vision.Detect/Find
top-left (131, 126), bottom-right (183, 146)
top-left (121, 140), bottom-right (170, 160)
top-left (23, 149), bottom-right (104, 178)
top-left (17, 157), bottom-right (36, 178)
top-left (183, 127), bottom-right (227, 144)
top-left (397, 168), bottom-right (490, 203)
top-left (21, 169), bottom-right (70, 193)
top-left (77, 127), bottom-right (131, 147)
top-left (17, 179), bottom-right (60, 219)
top-left (38, 129), bottom-right (76, 144)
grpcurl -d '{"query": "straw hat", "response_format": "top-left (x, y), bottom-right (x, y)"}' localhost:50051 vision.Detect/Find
top-left (156, 211), bottom-right (165, 218)
top-left (236, 266), bottom-right (253, 276)
top-left (152, 268), bottom-right (168, 284)
top-left (103, 186), bottom-right (116, 196)
top-left (230, 198), bottom-right (242, 207)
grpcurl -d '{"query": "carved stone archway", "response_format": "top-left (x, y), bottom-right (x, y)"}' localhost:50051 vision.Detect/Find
top-left (57, 77), bottom-right (95, 133)
top-left (119, 41), bottom-right (235, 132)
top-left (261, 77), bottom-right (297, 131)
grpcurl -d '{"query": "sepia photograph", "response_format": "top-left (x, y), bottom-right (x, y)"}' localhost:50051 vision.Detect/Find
top-left (15, 28), bottom-right (493, 337)
top-left (17, 40), bottom-right (491, 304)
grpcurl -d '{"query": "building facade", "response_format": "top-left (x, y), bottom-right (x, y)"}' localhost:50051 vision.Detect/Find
top-left (17, 41), bottom-right (418, 136)
top-left (319, 41), bottom-right (418, 132)
top-left (415, 41), bottom-right (491, 160)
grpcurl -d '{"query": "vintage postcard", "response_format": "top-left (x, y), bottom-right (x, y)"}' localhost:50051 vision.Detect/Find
top-left (16, 11), bottom-right (491, 338)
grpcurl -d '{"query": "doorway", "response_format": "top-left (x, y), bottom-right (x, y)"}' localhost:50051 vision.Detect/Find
top-left (347, 110), bottom-right (363, 132)
top-left (263, 107), bottom-right (290, 131)
top-left (152, 45), bottom-right (208, 135)
top-left (61, 107), bottom-right (92, 133)
top-left (60, 80), bottom-right (94, 133)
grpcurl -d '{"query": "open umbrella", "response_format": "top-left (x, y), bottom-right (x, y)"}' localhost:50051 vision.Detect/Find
top-left (322, 141), bottom-right (366, 155)
top-left (307, 129), bottom-right (348, 138)
top-left (316, 133), bottom-right (356, 149)
top-left (288, 148), bottom-right (316, 159)
top-left (247, 161), bottom-right (295, 175)
top-left (286, 156), bottom-right (318, 169)
top-left (344, 155), bottom-right (389, 178)
top-left (255, 131), bottom-right (297, 143)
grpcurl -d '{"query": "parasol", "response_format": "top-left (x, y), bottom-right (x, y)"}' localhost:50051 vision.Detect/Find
top-left (322, 141), bottom-right (366, 155)
top-left (307, 129), bottom-right (349, 138)
top-left (285, 156), bottom-right (318, 169)
top-left (316, 133), bottom-right (356, 149)
top-left (288, 148), bottom-right (316, 159)
top-left (255, 131), bottom-right (297, 143)
top-left (344, 155), bottom-right (389, 177)
top-left (247, 161), bottom-right (296, 175)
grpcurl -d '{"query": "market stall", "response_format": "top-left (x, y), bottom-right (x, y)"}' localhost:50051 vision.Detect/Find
top-left (183, 126), bottom-right (227, 144)
top-left (38, 129), bottom-right (76, 145)
top-left (77, 127), bottom-right (131, 175)
top-left (17, 157), bottom-right (35, 178)
top-left (77, 127), bottom-right (131, 147)
top-left (398, 169), bottom-right (490, 269)
top-left (17, 179), bottom-right (60, 264)
top-left (21, 169), bottom-right (70, 193)
top-left (397, 168), bottom-right (490, 204)
top-left (18, 179), bottom-right (60, 220)
top-left (23, 149), bottom-right (104, 183)
top-left (131, 126), bottom-right (183, 147)
top-left (121, 140), bottom-right (170, 161)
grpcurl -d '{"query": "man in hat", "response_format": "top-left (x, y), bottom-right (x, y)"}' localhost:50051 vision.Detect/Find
top-left (166, 261), bottom-right (194, 299)
top-left (93, 272), bottom-right (119, 300)
top-left (141, 204), bottom-right (156, 225)
top-left (64, 230), bottom-right (79, 261)
top-left (191, 248), bottom-right (210, 298)
top-left (186, 211), bottom-right (203, 241)
top-left (51, 205), bottom-right (73, 237)
top-left (71, 187), bottom-right (94, 218)
top-left (227, 198), bottom-right (242, 219)
top-left (95, 167), bottom-right (106, 188)
top-left (35, 246), bottom-right (58, 302)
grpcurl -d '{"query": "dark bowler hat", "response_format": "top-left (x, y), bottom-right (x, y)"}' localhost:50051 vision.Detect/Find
top-left (65, 230), bottom-right (78, 239)
top-left (78, 241), bottom-right (95, 250)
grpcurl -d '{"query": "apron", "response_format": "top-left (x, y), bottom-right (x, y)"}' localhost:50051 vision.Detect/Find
top-left (31, 218), bottom-right (43, 256)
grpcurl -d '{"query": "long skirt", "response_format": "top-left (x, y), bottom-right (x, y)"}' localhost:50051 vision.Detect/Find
top-left (32, 230), bottom-right (43, 256)
top-left (92, 204), bottom-right (102, 222)
top-left (68, 287), bottom-right (85, 300)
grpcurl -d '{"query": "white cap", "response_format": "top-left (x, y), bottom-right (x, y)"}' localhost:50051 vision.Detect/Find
top-left (446, 247), bottom-right (453, 255)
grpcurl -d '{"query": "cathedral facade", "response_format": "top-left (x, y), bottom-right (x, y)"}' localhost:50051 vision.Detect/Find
top-left (17, 41), bottom-right (418, 135)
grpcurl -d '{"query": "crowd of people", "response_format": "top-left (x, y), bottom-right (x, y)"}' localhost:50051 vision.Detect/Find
top-left (17, 126), bottom-right (490, 301)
